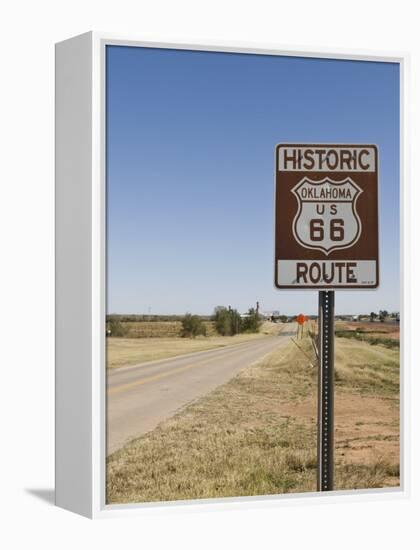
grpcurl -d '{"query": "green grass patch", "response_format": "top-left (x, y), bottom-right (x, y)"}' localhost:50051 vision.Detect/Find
top-left (336, 329), bottom-right (399, 349)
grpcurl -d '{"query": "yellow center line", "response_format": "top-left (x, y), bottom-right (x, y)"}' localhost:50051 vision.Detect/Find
top-left (107, 341), bottom-right (273, 396)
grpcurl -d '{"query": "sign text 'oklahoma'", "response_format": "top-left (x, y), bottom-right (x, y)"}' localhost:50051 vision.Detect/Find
top-left (275, 144), bottom-right (379, 289)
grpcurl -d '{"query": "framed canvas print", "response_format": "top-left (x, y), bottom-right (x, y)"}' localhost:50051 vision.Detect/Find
top-left (55, 32), bottom-right (408, 518)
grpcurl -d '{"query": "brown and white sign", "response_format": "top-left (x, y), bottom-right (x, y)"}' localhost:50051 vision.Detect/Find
top-left (275, 144), bottom-right (379, 289)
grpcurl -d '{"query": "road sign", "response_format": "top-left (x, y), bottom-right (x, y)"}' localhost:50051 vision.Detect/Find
top-left (275, 144), bottom-right (379, 289)
top-left (296, 313), bottom-right (306, 325)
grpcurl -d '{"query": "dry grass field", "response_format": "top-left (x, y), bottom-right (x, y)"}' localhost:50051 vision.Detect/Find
top-left (106, 321), bottom-right (283, 369)
top-left (106, 334), bottom-right (399, 504)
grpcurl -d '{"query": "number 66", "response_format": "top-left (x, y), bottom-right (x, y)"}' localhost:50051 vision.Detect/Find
top-left (309, 219), bottom-right (344, 241)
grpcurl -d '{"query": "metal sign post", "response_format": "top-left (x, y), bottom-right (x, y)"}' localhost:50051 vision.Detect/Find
top-left (317, 290), bottom-right (335, 491)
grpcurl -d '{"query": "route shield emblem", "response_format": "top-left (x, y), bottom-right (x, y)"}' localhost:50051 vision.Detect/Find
top-left (291, 176), bottom-right (363, 255)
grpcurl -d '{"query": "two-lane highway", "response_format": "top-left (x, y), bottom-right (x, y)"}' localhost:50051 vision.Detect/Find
top-left (107, 329), bottom-right (293, 454)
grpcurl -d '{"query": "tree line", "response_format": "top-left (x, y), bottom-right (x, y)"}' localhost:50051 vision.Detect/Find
top-left (107, 313), bottom-right (212, 323)
top-left (107, 306), bottom-right (263, 338)
top-left (369, 311), bottom-right (399, 322)
top-left (181, 306), bottom-right (262, 338)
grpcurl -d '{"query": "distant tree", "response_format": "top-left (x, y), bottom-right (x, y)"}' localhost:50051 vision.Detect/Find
top-left (213, 306), bottom-right (228, 335)
top-left (181, 313), bottom-right (207, 338)
top-left (241, 308), bottom-right (262, 333)
top-left (370, 312), bottom-right (378, 322)
top-left (379, 310), bottom-right (389, 322)
top-left (279, 315), bottom-right (288, 323)
top-left (213, 306), bottom-right (241, 336)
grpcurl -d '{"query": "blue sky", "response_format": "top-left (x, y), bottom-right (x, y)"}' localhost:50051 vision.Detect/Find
top-left (106, 46), bottom-right (399, 315)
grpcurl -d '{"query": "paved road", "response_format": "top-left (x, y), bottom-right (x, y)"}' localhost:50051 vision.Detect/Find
top-left (107, 329), bottom-right (294, 454)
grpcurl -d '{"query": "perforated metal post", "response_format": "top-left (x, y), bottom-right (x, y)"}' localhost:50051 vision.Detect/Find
top-left (317, 291), bottom-right (335, 491)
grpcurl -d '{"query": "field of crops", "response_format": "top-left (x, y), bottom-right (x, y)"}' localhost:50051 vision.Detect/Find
top-left (108, 320), bottom-right (218, 338)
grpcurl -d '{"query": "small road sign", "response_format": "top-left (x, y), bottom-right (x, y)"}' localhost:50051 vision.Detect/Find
top-left (275, 144), bottom-right (379, 289)
top-left (296, 313), bottom-right (306, 325)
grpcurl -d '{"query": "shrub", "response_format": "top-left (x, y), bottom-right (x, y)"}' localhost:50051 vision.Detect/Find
top-left (241, 308), bottom-right (262, 333)
top-left (181, 314), bottom-right (207, 338)
top-left (213, 306), bottom-right (242, 336)
top-left (107, 319), bottom-right (128, 337)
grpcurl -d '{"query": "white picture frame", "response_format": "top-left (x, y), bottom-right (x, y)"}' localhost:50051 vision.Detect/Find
top-left (55, 31), bottom-right (409, 518)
